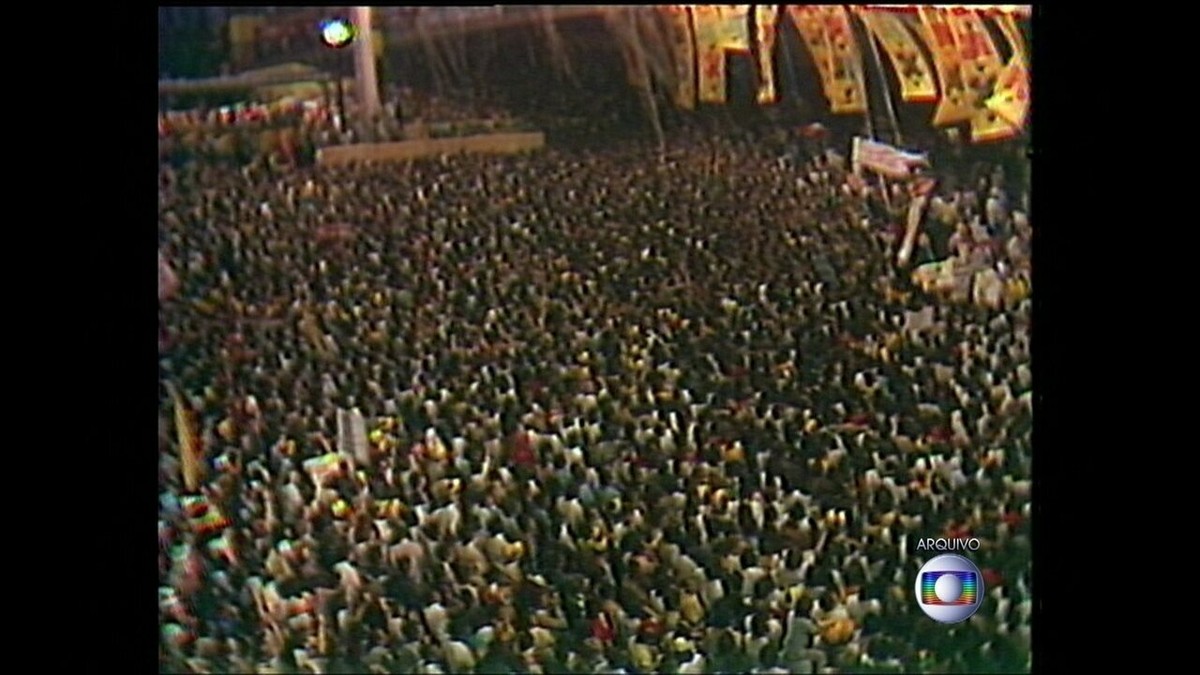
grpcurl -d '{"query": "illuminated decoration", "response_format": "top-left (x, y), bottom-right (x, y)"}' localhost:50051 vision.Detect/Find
top-left (319, 18), bottom-right (356, 49)
top-left (919, 7), bottom-right (975, 126)
top-left (692, 5), bottom-right (751, 104)
top-left (855, 7), bottom-right (938, 102)
top-left (985, 12), bottom-right (1029, 129)
top-left (788, 6), bottom-right (868, 114)
top-left (654, 5), bottom-right (1028, 143)
top-left (942, 10), bottom-right (1013, 141)
top-left (754, 6), bottom-right (780, 104)
top-left (664, 6), bottom-right (697, 109)
top-left (858, 5), bottom-right (1031, 17)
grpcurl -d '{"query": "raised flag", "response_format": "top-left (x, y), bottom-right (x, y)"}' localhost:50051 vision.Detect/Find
top-left (853, 137), bottom-right (929, 179)
top-left (856, 8), bottom-right (938, 103)
top-left (303, 452), bottom-right (345, 487)
top-left (168, 383), bottom-right (206, 492)
top-left (181, 495), bottom-right (231, 535)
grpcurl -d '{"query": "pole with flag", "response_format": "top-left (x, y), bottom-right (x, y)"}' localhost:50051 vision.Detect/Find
top-left (166, 382), bottom-right (206, 493)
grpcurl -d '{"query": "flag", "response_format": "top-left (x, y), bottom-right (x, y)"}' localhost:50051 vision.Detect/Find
top-left (853, 137), bottom-right (929, 179)
top-left (663, 6), bottom-right (697, 109)
top-left (303, 452), bottom-right (345, 487)
top-left (338, 408), bottom-right (371, 465)
top-left (169, 384), bottom-right (206, 492)
top-left (181, 495), bottom-right (230, 535)
top-left (856, 7), bottom-right (938, 102)
top-left (898, 192), bottom-right (930, 266)
top-left (159, 252), bottom-right (180, 302)
top-left (919, 7), bottom-right (975, 126)
top-left (754, 6), bottom-right (780, 104)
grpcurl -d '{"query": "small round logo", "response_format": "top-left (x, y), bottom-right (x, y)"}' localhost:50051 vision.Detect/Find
top-left (915, 554), bottom-right (984, 623)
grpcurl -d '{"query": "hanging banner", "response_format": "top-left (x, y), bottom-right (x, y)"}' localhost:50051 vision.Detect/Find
top-left (693, 5), bottom-right (731, 103)
top-left (945, 10), bottom-right (1015, 142)
top-left (818, 6), bottom-right (868, 114)
top-left (856, 8), bottom-right (938, 103)
top-left (919, 6), bottom-right (975, 126)
top-left (993, 12), bottom-right (1027, 60)
top-left (754, 5), bottom-right (780, 104)
top-left (788, 5), bottom-right (835, 91)
top-left (663, 6), bottom-right (697, 109)
top-left (985, 57), bottom-right (1029, 130)
top-left (985, 12), bottom-right (1030, 131)
top-left (789, 6), bottom-right (868, 114)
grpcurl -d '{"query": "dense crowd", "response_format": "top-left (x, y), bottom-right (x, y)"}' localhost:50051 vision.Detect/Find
top-left (159, 120), bottom-right (1031, 673)
top-left (158, 88), bottom-right (526, 167)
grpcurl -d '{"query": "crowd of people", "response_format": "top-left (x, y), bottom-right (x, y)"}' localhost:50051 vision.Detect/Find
top-left (158, 87), bottom-right (526, 167)
top-left (159, 107), bottom-right (1032, 673)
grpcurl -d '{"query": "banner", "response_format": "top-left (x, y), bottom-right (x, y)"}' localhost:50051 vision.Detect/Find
top-left (856, 8), bottom-right (938, 103)
top-left (181, 495), bottom-right (230, 535)
top-left (853, 137), bottom-right (929, 179)
top-left (789, 6), bottom-right (868, 114)
top-left (663, 6), bottom-right (697, 109)
top-left (788, 5), bottom-right (835, 91)
top-left (993, 12), bottom-right (1027, 61)
top-left (818, 6), bottom-right (869, 114)
top-left (303, 453), bottom-right (345, 487)
top-left (919, 6), bottom-right (975, 126)
top-left (337, 408), bottom-right (371, 466)
top-left (986, 57), bottom-right (1029, 130)
top-left (754, 6), bottom-right (780, 104)
top-left (945, 10), bottom-right (1016, 142)
top-left (692, 5), bottom-right (751, 103)
top-left (898, 192), bottom-right (930, 266)
top-left (986, 13), bottom-right (1030, 130)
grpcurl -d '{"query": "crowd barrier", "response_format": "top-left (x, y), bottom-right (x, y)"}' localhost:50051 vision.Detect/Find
top-left (316, 132), bottom-right (546, 166)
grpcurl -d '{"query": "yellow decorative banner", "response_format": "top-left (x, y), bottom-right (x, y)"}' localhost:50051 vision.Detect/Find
top-left (993, 12), bottom-right (1027, 60)
top-left (693, 5), bottom-right (751, 103)
top-left (788, 6), bottom-right (835, 90)
top-left (985, 57), bottom-right (1029, 129)
top-left (947, 10), bottom-right (1016, 142)
top-left (919, 6), bottom-right (975, 126)
top-left (856, 7), bottom-right (937, 103)
top-left (664, 6), bottom-right (697, 109)
top-left (789, 6), bottom-right (867, 114)
top-left (755, 6), bottom-right (780, 104)
top-left (817, 6), bottom-right (868, 114)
